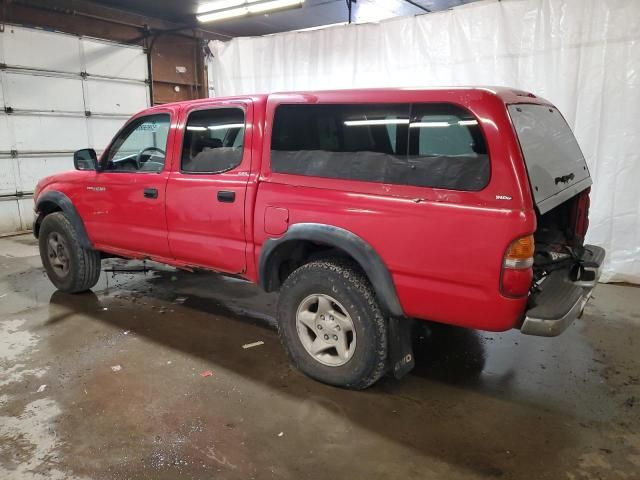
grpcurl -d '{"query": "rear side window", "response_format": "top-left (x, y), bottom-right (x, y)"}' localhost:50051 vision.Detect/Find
top-left (271, 103), bottom-right (489, 190)
top-left (408, 104), bottom-right (489, 190)
top-left (271, 104), bottom-right (408, 183)
top-left (182, 108), bottom-right (245, 173)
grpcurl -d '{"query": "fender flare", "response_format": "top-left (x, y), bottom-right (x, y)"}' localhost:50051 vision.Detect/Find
top-left (259, 223), bottom-right (404, 317)
top-left (34, 191), bottom-right (93, 249)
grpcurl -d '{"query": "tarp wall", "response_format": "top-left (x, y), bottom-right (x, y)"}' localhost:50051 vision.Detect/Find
top-left (209, 0), bottom-right (640, 283)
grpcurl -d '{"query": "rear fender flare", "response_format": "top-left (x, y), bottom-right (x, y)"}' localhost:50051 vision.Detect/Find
top-left (259, 223), bottom-right (404, 317)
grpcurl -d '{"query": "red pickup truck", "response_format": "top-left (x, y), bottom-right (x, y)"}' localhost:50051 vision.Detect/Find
top-left (33, 87), bottom-right (604, 389)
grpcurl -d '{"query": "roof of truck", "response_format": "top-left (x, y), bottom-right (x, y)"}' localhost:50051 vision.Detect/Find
top-left (148, 86), bottom-right (552, 112)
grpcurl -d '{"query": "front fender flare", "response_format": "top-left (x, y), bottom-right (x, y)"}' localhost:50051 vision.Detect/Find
top-left (34, 191), bottom-right (93, 249)
top-left (259, 223), bottom-right (404, 317)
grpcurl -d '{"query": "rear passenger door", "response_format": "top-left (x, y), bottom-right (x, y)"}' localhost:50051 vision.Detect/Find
top-left (165, 102), bottom-right (252, 273)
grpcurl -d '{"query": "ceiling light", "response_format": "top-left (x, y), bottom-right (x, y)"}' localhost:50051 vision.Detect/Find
top-left (197, 0), bottom-right (244, 14)
top-left (196, 0), bottom-right (304, 23)
top-left (197, 7), bottom-right (248, 23)
top-left (344, 119), bottom-right (410, 126)
top-left (208, 123), bottom-right (245, 130)
top-left (410, 121), bottom-right (451, 128)
top-left (247, 0), bottom-right (303, 14)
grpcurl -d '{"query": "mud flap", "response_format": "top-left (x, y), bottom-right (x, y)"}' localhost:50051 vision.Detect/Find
top-left (388, 317), bottom-right (415, 379)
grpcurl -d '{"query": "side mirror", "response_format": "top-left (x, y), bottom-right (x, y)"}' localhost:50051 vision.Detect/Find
top-left (73, 148), bottom-right (98, 171)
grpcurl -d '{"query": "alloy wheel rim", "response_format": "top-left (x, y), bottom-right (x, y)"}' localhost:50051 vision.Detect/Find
top-left (295, 293), bottom-right (357, 367)
top-left (47, 232), bottom-right (70, 278)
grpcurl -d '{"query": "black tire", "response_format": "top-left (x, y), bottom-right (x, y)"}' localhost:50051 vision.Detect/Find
top-left (39, 212), bottom-right (101, 293)
top-left (277, 259), bottom-right (388, 389)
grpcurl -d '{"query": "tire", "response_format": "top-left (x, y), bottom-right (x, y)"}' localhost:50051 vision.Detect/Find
top-left (277, 259), bottom-right (388, 389)
top-left (38, 212), bottom-right (101, 293)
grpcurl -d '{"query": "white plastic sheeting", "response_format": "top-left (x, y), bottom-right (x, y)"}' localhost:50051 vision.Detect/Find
top-left (209, 0), bottom-right (640, 283)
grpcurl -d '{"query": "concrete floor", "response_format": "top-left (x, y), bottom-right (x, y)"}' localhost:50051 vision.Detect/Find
top-left (0, 234), bottom-right (639, 480)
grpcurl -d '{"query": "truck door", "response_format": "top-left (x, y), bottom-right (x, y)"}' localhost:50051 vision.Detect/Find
top-left (75, 111), bottom-right (174, 258)
top-left (165, 101), bottom-right (252, 274)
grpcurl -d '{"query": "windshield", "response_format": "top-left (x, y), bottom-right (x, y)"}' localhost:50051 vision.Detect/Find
top-left (508, 104), bottom-right (591, 213)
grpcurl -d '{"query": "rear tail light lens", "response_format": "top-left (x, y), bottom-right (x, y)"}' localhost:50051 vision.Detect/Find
top-left (503, 235), bottom-right (535, 269)
top-left (571, 187), bottom-right (590, 243)
top-left (501, 234), bottom-right (534, 297)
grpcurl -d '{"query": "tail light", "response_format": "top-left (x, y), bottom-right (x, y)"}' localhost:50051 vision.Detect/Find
top-left (501, 234), bottom-right (534, 297)
top-left (570, 187), bottom-right (590, 244)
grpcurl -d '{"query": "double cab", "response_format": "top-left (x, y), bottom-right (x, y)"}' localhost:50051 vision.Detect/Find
top-left (33, 87), bottom-right (604, 389)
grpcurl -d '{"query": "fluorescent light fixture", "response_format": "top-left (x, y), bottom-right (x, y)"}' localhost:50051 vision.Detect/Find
top-left (197, 0), bottom-right (304, 23)
top-left (458, 120), bottom-right (478, 126)
top-left (197, 6), bottom-right (247, 22)
top-left (248, 0), bottom-right (302, 14)
top-left (197, 0), bottom-right (244, 14)
top-left (208, 123), bottom-right (245, 130)
top-left (344, 119), bottom-right (410, 126)
top-left (187, 126), bottom-right (207, 131)
top-left (410, 121), bottom-right (451, 128)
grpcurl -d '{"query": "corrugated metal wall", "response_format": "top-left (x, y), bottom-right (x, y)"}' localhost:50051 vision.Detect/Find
top-left (0, 0), bottom-right (213, 233)
top-left (0, 25), bottom-right (150, 232)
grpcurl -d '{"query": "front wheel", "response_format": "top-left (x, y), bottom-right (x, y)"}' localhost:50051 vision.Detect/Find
top-left (277, 260), bottom-right (388, 389)
top-left (39, 212), bottom-right (101, 293)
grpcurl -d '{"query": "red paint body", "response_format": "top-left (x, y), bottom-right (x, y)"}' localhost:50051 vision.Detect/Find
top-left (35, 87), bottom-right (563, 332)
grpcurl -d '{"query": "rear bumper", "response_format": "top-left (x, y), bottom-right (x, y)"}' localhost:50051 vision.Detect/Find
top-left (520, 245), bottom-right (605, 337)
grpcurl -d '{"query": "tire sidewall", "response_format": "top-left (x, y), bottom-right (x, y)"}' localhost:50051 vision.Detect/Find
top-left (39, 213), bottom-right (80, 292)
top-left (278, 261), bottom-right (386, 388)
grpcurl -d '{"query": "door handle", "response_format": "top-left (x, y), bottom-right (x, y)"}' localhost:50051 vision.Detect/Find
top-left (217, 190), bottom-right (235, 203)
top-left (143, 187), bottom-right (158, 199)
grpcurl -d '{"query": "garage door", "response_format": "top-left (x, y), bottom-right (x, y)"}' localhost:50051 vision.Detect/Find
top-left (0, 25), bottom-right (150, 234)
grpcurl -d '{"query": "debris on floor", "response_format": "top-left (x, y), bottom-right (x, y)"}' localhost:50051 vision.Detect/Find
top-left (111, 365), bottom-right (122, 372)
top-left (278, 432), bottom-right (284, 437)
top-left (200, 370), bottom-right (214, 378)
top-left (36, 384), bottom-right (47, 393)
top-left (242, 341), bottom-right (264, 349)
top-left (174, 296), bottom-right (187, 304)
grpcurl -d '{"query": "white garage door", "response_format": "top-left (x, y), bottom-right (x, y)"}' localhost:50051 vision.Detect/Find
top-left (0, 25), bottom-right (150, 234)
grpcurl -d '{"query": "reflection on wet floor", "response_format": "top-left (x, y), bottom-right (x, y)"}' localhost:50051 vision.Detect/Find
top-left (1, 236), bottom-right (639, 480)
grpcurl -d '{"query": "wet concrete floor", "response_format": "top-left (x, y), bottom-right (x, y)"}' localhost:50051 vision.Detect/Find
top-left (0, 234), bottom-right (639, 479)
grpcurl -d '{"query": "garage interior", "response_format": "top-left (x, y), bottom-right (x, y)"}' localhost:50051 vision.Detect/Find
top-left (1, 0), bottom-right (639, 479)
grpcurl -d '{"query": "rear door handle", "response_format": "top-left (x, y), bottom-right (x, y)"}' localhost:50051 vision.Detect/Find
top-left (217, 190), bottom-right (235, 203)
top-left (143, 187), bottom-right (158, 199)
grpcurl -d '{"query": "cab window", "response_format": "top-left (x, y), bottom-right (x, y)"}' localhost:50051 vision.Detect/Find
top-left (103, 114), bottom-right (170, 173)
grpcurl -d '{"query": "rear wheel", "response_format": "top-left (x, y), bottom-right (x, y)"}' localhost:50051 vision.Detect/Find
top-left (39, 212), bottom-right (101, 293)
top-left (277, 259), bottom-right (388, 389)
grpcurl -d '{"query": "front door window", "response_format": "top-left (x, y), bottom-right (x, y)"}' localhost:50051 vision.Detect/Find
top-left (103, 114), bottom-right (170, 173)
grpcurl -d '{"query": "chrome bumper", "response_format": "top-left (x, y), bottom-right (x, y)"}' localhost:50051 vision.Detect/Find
top-left (520, 245), bottom-right (605, 337)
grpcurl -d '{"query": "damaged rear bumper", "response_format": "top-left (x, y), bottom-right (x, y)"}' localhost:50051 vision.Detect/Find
top-left (520, 245), bottom-right (605, 337)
